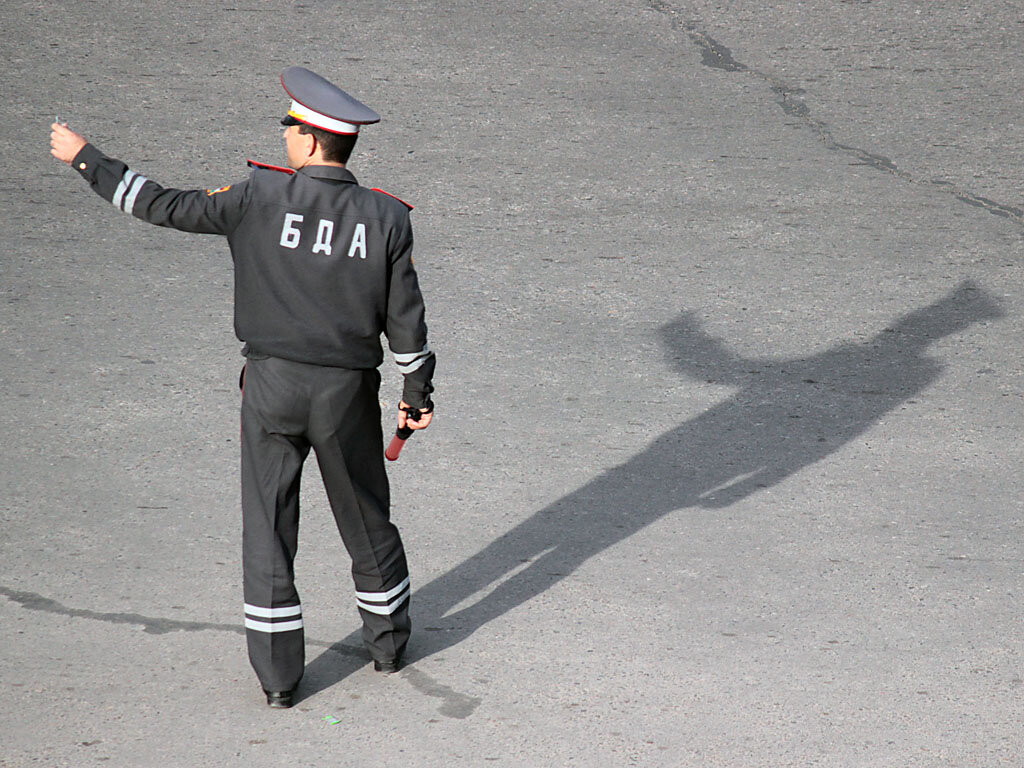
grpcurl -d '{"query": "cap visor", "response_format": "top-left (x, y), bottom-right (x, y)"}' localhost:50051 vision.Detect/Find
top-left (280, 114), bottom-right (302, 126)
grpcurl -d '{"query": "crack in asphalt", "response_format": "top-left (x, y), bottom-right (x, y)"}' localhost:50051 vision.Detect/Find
top-left (1, 585), bottom-right (480, 719)
top-left (648, 0), bottom-right (1024, 226)
top-left (0, 585), bottom-right (246, 636)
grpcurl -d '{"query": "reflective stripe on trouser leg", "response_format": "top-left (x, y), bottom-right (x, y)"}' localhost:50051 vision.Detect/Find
top-left (240, 357), bottom-right (310, 692)
top-left (356, 576), bottom-right (412, 663)
top-left (243, 602), bottom-right (304, 690)
top-left (308, 367), bottom-right (412, 664)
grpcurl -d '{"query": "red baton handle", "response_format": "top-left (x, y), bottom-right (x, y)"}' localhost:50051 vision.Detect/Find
top-left (385, 425), bottom-right (415, 461)
top-left (385, 406), bottom-right (423, 461)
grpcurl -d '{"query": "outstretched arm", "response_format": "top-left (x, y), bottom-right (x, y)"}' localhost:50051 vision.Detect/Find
top-left (49, 121), bottom-right (249, 236)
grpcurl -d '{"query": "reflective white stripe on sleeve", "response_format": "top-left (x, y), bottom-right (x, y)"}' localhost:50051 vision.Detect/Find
top-left (244, 617), bottom-right (304, 633)
top-left (122, 173), bottom-right (148, 214)
top-left (112, 170), bottom-right (137, 211)
top-left (244, 603), bottom-right (302, 619)
top-left (393, 346), bottom-right (431, 374)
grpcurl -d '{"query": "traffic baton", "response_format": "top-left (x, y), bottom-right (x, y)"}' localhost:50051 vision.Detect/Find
top-left (385, 406), bottom-right (423, 461)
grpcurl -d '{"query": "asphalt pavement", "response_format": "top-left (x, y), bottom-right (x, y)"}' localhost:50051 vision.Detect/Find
top-left (1, 1), bottom-right (1021, 766)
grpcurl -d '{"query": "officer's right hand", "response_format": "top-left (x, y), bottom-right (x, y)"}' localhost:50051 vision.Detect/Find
top-left (398, 401), bottom-right (433, 431)
top-left (50, 122), bottom-right (87, 165)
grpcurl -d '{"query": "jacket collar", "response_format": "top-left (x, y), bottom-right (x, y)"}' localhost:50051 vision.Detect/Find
top-left (298, 164), bottom-right (358, 184)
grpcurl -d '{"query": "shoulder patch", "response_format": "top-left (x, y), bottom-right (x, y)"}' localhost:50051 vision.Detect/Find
top-left (247, 159), bottom-right (295, 175)
top-left (206, 184), bottom-right (232, 196)
top-left (370, 188), bottom-right (413, 210)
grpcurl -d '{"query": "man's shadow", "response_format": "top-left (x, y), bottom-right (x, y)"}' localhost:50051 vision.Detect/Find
top-left (302, 280), bottom-right (1001, 695)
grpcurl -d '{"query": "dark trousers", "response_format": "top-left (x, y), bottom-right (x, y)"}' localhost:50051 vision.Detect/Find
top-left (240, 355), bottom-right (411, 693)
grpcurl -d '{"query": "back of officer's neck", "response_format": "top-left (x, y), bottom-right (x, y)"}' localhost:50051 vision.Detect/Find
top-left (296, 157), bottom-right (346, 170)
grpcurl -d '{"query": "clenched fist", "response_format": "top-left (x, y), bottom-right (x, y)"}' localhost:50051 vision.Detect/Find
top-left (50, 122), bottom-right (87, 165)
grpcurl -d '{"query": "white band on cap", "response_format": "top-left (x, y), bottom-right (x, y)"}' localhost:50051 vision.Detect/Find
top-left (287, 99), bottom-right (361, 134)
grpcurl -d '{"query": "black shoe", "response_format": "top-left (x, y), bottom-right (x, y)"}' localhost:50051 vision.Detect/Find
top-left (373, 658), bottom-right (402, 674)
top-left (264, 689), bottom-right (295, 708)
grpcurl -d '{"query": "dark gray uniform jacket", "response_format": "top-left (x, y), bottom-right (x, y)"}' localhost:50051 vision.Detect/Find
top-left (71, 143), bottom-right (435, 407)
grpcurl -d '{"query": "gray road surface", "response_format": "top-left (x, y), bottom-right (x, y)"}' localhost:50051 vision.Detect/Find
top-left (1, 1), bottom-right (1022, 766)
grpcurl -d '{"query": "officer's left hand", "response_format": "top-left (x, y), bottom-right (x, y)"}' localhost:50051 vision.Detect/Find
top-left (398, 401), bottom-right (433, 431)
top-left (50, 122), bottom-right (87, 165)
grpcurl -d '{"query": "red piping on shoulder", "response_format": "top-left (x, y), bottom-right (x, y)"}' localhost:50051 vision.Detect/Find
top-left (247, 159), bottom-right (295, 175)
top-left (370, 188), bottom-right (413, 210)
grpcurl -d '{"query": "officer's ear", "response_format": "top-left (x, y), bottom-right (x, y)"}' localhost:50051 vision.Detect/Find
top-left (305, 131), bottom-right (319, 159)
top-left (293, 127), bottom-right (316, 159)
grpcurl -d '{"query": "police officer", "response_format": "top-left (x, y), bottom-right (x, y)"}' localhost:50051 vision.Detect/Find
top-left (50, 67), bottom-right (435, 709)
